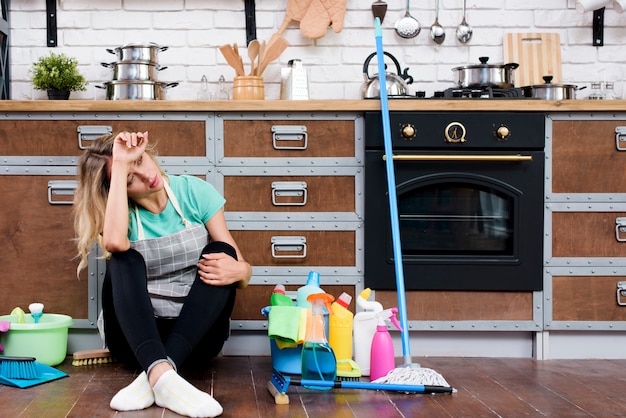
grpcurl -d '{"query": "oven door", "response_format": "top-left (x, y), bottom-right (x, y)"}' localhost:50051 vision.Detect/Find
top-left (365, 150), bottom-right (544, 291)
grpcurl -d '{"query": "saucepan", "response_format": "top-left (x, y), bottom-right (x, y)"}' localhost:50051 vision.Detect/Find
top-left (101, 61), bottom-right (167, 81)
top-left (97, 80), bottom-right (179, 100)
top-left (452, 57), bottom-right (519, 89)
top-left (521, 76), bottom-right (586, 100)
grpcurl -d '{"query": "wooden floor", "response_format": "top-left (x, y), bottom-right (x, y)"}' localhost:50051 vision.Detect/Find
top-left (3, 355), bottom-right (626, 417)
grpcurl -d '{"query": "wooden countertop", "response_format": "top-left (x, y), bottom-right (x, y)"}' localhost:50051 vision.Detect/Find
top-left (2, 99), bottom-right (626, 112)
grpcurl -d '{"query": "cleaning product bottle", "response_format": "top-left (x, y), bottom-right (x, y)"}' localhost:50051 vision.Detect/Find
top-left (296, 271), bottom-right (324, 308)
top-left (329, 292), bottom-right (353, 365)
top-left (369, 307), bottom-right (402, 381)
top-left (301, 293), bottom-right (336, 389)
top-left (353, 288), bottom-right (383, 376)
top-left (270, 284), bottom-right (294, 306)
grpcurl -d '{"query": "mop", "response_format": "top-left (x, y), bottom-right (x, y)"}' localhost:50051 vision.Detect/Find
top-left (369, 16), bottom-right (451, 389)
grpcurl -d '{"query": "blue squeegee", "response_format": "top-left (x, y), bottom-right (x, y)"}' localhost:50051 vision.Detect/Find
top-left (373, 17), bottom-right (415, 368)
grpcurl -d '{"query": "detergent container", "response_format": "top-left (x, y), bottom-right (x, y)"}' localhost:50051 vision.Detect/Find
top-left (296, 271), bottom-right (324, 308)
top-left (329, 292), bottom-right (353, 363)
top-left (353, 288), bottom-right (383, 376)
top-left (369, 307), bottom-right (402, 381)
top-left (301, 293), bottom-right (336, 389)
top-left (270, 284), bottom-right (294, 306)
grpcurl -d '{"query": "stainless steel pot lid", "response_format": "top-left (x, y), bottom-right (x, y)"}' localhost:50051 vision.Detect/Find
top-left (524, 75), bottom-right (577, 89)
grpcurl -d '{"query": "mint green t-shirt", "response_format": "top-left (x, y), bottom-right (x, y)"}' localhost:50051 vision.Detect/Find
top-left (128, 175), bottom-right (225, 241)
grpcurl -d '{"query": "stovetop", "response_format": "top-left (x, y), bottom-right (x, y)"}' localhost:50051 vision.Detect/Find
top-left (370, 87), bottom-right (531, 100)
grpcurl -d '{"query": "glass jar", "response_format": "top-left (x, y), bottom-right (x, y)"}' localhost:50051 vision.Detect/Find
top-left (604, 82), bottom-right (617, 100)
top-left (588, 82), bottom-right (604, 100)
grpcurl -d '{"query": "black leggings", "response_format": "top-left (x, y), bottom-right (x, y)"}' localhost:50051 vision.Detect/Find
top-left (102, 241), bottom-right (237, 371)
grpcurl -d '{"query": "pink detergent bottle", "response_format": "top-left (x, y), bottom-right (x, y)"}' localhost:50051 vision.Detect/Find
top-left (369, 307), bottom-right (402, 381)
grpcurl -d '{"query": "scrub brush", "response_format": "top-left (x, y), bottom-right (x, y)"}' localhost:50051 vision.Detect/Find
top-left (336, 359), bottom-right (362, 381)
top-left (0, 355), bottom-right (41, 380)
top-left (72, 348), bottom-right (116, 366)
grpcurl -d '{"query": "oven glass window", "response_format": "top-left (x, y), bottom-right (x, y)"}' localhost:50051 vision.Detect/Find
top-left (399, 183), bottom-right (514, 256)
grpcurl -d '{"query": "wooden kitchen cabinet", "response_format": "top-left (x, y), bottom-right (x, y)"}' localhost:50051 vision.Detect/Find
top-left (546, 114), bottom-right (626, 329)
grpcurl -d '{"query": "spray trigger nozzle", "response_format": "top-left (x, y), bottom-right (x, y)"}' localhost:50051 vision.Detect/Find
top-left (375, 307), bottom-right (402, 332)
top-left (307, 293), bottom-right (334, 315)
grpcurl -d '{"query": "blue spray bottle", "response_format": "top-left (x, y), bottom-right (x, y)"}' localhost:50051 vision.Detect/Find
top-left (301, 293), bottom-right (336, 389)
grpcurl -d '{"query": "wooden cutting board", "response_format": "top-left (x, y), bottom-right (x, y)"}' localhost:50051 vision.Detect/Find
top-left (503, 32), bottom-right (562, 87)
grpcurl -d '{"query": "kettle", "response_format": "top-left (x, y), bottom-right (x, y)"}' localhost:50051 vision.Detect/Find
top-left (361, 51), bottom-right (413, 99)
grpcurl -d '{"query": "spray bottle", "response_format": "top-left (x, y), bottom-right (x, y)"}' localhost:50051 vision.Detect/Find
top-left (296, 271), bottom-right (324, 308)
top-left (353, 288), bottom-right (383, 376)
top-left (329, 292), bottom-right (353, 365)
top-left (270, 284), bottom-right (294, 306)
top-left (369, 307), bottom-right (402, 381)
top-left (301, 293), bottom-right (336, 389)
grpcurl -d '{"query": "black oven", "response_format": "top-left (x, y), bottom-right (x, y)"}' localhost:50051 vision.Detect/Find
top-left (364, 111), bottom-right (545, 291)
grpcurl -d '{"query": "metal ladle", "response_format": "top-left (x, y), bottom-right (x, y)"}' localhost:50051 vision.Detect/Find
top-left (395, 0), bottom-right (420, 39)
top-left (455, 0), bottom-right (472, 43)
top-left (430, 0), bottom-right (445, 44)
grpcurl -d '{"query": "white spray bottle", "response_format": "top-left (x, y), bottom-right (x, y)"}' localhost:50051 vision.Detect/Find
top-left (369, 307), bottom-right (402, 381)
top-left (353, 288), bottom-right (383, 376)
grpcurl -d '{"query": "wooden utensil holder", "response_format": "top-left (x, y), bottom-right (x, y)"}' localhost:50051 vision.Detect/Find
top-left (233, 76), bottom-right (264, 100)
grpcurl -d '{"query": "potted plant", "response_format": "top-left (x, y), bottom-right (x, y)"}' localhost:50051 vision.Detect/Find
top-left (31, 52), bottom-right (87, 99)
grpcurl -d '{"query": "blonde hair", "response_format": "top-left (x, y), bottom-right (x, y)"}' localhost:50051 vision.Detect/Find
top-left (73, 133), bottom-right (160, 275)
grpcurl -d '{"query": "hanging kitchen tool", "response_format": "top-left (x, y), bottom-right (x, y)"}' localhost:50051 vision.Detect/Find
top-left (361, 51), bottom-right (413, 98)
top-left (430, 0), bottom-right (445, 44)
top-left (452, 57), bottom-right (518, 89)
top-left (395, 0), bottom-right (420, 38)
top-left (455, 0), bottom-right (472, 43)
top-left (503, 32), bottom-right (562, 87)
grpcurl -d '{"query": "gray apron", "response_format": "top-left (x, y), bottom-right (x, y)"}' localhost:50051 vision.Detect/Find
top-left (130, 180), bottom-right (209, 317)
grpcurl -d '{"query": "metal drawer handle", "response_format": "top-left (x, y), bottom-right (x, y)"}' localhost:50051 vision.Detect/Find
top-left (271, 181), bottom-right (308, 206)
top-left (48, 180), bottom-right (77, 205)
top-left (77, 125), bottom-right (113, 150)
top-left (383, 154), bottom-right (533, 162)
top-left (272, 125), bottom-right (308, 150)
top-left (615, 127), bottom-right (626, 151)
top-left (615, 217), bottom-right (626, 242)
top-left (271, 236), bottom-right (307, 259)
top-left (617, 282), bottom-right (626, 306)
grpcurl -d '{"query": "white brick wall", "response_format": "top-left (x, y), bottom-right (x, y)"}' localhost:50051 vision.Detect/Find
top-left (8, 0), bottom-right (626, 100)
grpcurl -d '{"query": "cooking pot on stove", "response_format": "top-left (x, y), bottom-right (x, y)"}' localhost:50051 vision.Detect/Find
top-left (452, 57), bottom-right (519, 89)
top-left (101, 61), bottom-right (168, 81)
top-left (96, 80), bottom-right (179, 100)
top-left (361, 51), bottom-right (413, 99)
top-left (521, 76), bottom-right (584, 100)
top-left (106, 42), bottom-right (168, 63)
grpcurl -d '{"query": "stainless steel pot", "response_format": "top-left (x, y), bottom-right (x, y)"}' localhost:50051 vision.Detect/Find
top-left (97, 80), bottom-right (179, 100)
top-left (452, 57), bottom-right (519, 88)
top-left (106, 42), bottom-right (168, 63)
top-left (521, 76), bottom-right (582, 100)
top-left (101, 61), bottom-right (167, 81)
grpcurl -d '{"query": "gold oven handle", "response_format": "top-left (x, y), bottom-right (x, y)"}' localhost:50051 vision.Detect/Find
top-left (383, 154), bottom-right (533, 162)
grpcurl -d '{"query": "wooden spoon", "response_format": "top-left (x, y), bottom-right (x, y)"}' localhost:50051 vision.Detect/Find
top-left (257, 36), bottom-right (289, 76)
top-left (218, 44), bottom-right (245, 76)
top-left (247, 39), bottom-right (260, 76)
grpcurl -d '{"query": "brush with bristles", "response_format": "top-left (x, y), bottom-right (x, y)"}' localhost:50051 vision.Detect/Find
top-left (336, 359), bottom-right (362, 381)
top-left (0, 355), bottom-right (41, 380)
top-left (72, 348), bottom-right (116, 366)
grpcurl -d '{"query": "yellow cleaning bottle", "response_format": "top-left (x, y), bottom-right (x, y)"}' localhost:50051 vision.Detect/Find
top-left (301, 293), bottom-right (336, 390)
top-left (329, 292), bottom-right (353, 365)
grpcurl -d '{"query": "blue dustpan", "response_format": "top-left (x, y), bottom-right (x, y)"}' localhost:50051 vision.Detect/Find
top-left (0, 361), bottom-right (67, 389)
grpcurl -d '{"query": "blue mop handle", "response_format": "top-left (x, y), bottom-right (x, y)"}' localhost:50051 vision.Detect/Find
top-left (374, 17), bottom-right (411, 363)
top-left (292, 377), bottom-right (453, 394)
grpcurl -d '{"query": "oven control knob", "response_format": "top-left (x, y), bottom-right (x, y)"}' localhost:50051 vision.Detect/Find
top-left (401, 124), bottom-right (416, 140)
top-left (444, 122), bottom-right (466, 143)
top-left (496, 125), bottom-right (511, 140)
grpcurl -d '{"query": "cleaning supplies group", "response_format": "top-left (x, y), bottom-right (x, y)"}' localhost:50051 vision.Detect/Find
top-left (267, 271), bottom-right (400, 388)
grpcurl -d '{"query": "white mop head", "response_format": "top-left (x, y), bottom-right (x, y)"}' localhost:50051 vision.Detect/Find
top-left (372, 367), bottom-right (453, 389)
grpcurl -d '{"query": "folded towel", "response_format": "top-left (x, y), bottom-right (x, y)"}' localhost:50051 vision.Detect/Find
top-left (268, 306), bottom-right (302, 347)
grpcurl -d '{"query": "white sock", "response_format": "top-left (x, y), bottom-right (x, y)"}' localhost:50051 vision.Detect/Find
top-left (109, 371), bottom-right (155, 411)
top-left (153, 369), bottom-right (223, 417)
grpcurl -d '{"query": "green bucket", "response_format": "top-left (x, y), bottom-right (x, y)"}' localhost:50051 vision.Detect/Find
top-left (0, 313), bottom-right (73, 366)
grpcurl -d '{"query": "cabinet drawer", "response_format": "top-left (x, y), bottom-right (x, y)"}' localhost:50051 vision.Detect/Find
top-left (219, 166), bottom-right (362, 220)
top-left (0, 175), bottom-right (89, 320)
top-left (552, 212), bottom-right (626, 258)
top-left (218, 113), bottom-right (361, 164)
top-left (552, 276), bottom-right (626, 322)
top-left (552, 119), bottom-right (626, 194)
top-left (231, 229), bottom-right (357, 269)
top-left (0, 117), bottom-right (208, 159)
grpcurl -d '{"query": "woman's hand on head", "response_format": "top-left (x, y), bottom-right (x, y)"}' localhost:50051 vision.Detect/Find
top-left (112, 131), bottom-right (149, 163)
